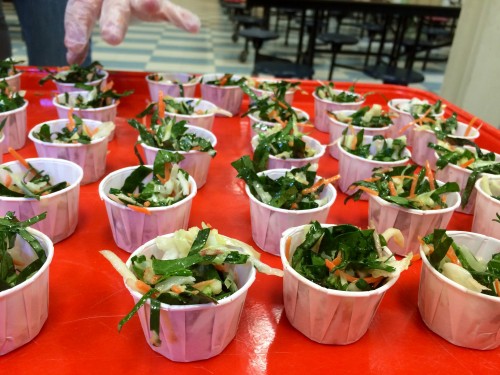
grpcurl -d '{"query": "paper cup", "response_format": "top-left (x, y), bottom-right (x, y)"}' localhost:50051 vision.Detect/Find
top-left (327, 110), bottom-right (393, 159)
top-left (140, 125), bottom-right (216, 189)
top-left (0, 100), bottom-right (28, 150)
top-left (124, 234), bottom-right (256, 361)
top-left (338, 135), bottom-right (411, 197)
top-left (0, 133), bottom-right (4, 162)
top-left (200, 74), bottom-right (244, 116)
top-left (280, 224), bottom-right (400, 345)
top-left (248, 107), bottom-right (310, 138)
top-left (313, 91), bottom-right (364, 133)
top-left (0, 228), bottom-right (54, 355)
top-left (53, 70), bottom-right (108, 93)
top-left (251, 134), bottom-right (325, 170)
top-left (3, 71), bottom-right (22, 92)
top-left (435, 147), bottom-right (500, 214)
top-left (418, 231), bottom-right (500, 350)
top-left (246, 169), bottom-right (336, 256)
top-left (411, 121), bottom-right (480, 168)
top-left (471, 175), bottom-right (500, 239)
top-left (0, 158), bottom-right (83, 243)
top-left (99, 166), bottom-right (197, 253)
top-left (164, 97), bottom-right (217, 131)
top-left (248, 79), bottom-right (295, 104)
top-left (368, 181), bottom-right (460, 256)
top-left (146, 73), bottom-right (199, 100)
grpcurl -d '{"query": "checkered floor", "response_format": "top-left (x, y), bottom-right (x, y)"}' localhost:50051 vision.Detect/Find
top-left (4, 0), bottom-right (448, 93)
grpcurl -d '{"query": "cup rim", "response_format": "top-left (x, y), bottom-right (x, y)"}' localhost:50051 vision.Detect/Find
top-left (388, 98), bottom-right (445, 117)
top-left (435, 146), bottom-right (499, 175)
top-left (200, 73), bottom-right (244, 88)
top-left (338, 134), bottom-right (411, 165)
top-left (414, 120), bottom-right (480, 140)
top-left (0, 99), bottom-right (29, 116)
top-left (145, 72), bottom-right (200, 87)
top-left (2, 71), bottom-right (22, 81)
top-left (54, 70), bottom-right (109, 87)
top-left (164, 97), bottom-right (218, 119)
top-left (312, 90), bottom-right (365, 106)
top-left (251, 134), bottom-right (326, 162)
top-left (327, 109), bottom-right (393, 131)
top-left (474, 175), bottom-right (500, 203)
top-left (247, 106), bottom-right (310, 125)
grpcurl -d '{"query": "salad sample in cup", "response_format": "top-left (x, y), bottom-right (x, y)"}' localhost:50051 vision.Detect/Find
top-left (0, 58), bottom-right (23, 91)
top-left (100, 225), bottom-right (282, 361)
top-left (53, 83), bottom-right (132, 110)
top-left (0, 79), bottom-right (28, 150)
top-left (246, 78), bottom-right (301, 104)
top-left (146, 72), bottom-right (199, 99)
top-left (200, 73), bottom-right (246, 115)
top-left (39, 61), bottom-right (108, 92)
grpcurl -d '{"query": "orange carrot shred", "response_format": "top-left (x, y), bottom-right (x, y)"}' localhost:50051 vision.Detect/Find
top-left (127, 204), bottom-right (152, 215)
top-left (135, 280), bottom-right (151, 294)
top-left (4, 173), bottom-right (12, 188)
top-left (301, 175), bottom-right (340, 195)
top-left (357, 186), bottom-right (379, 196)
top-left (67, 108), bottom-right (75, 131)
top-left (285, 236), bottom-right (292, 260)
top-left (8, 147), bottom-right (31, 170)
top-left (158, 90), bottom-right (165, 119)
top-left (425, 161), bottom-right (435, 190)
top-left (460, 158), bottom-right (475, 169)
top-left (170, 285), bottom-right (183, 294)
top-left (388, 181), bottom-right (397, 196)
top-left (464, 117), bottom-right (477, 137)
top-left (409, 176), bottom-right (418, 198)
top-left (494, 279), bottom-right (500, 297)
top-left (446, 246), bottom-right (461, 266)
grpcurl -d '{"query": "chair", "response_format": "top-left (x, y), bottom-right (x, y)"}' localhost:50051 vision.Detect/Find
top-left (232, 14), bottom-right (264, 43)
top-left (318, 32), bottom-right (359, 80)
top-left (238, 27), bottom-right (280, 64)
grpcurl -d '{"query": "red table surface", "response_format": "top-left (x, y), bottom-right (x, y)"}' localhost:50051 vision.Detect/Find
top-left (2, 68), bottom-right (500, 374)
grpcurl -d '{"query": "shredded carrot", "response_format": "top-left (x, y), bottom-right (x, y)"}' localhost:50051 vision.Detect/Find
top-left (127, 204), bottom-right (152, 215)
top-left (290, 202), bottom-right (298, 210)
top-left (277, 101), bottom-right (288, 110)
top-left (325, 259), bottom-right (335, 272)
top-left (446, 246), bottom-right (461, 266)
top-left (409, 176), bottom-right (418, 198)
top-left (417, 236), bottom-right (425, 245)
top-left (494, 279), bottom-right (500, 297)
top-left (4, 173), bottom-right (12, 188)
top-left (218, 74), bottom-right (230, 86)
top-left (135, 280), bottom-right (151, 294)
top-left (398, 121), bottom-right (416, 135)
top-left (67, 108), bottom-right (75, 131)
top-left (425, 160), bottom-right (435, 190)
top-left (464, 117), bottom-right (477, 137)
top-left (170, 285), bottom-right (183, 294)
top-left (285, 236), bottom-right (292, 260)
top-left (143, 201), bottom-right (151, 207)
top-left (8, 147), bottom-right (31, 170)
top-left (272, 114), bottom-right (286, 127)
top-left (158, 90), bottom-right (165, 119)
top-left (388, 181), bottom-right (397, 196)
top-left (357, 186), bottom-right (379, 196)
top-left (335, 269), bottom-right (358, 282)
top-left (104, 81), bottom-right (114, 91)
top-left (83, 123), bottom-right (97, 137)
top-left (364, 177), bottom-right (380, 183)
top-left (411, 252), bottom-right (421, 264)
top-left (460, 158), bottom-right (475, 169)
top-left (301, 175), bottom-right (340, 195)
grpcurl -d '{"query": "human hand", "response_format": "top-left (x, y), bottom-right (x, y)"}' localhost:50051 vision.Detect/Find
top-left (64, 0), bottom-right (201, 64)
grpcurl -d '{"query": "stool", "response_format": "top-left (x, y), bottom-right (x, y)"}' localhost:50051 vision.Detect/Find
top-left (232, 15), bottom-right (264, 43)
top-left (402, 37), bottom-right (451, 71)
top-left (318, 33), bottom-right (359, 80)
top-left (238, 27), bottom-right (279, 64)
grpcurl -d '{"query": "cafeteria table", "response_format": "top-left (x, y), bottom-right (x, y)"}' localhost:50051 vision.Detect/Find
top-left (2, 68), bottom-right (499, 374)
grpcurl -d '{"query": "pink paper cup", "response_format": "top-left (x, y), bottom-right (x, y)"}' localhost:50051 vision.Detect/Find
top-left (411, 121), bottom-right (480, 168)
top-left (124, 234), bottom-right (256, 361)
top-left (0, 228), bottom-right (54, 355)
top-left (338, 135), bottom-right (411, 197)
top-left (248, 107), bottom-right (310, 138)
top-left (146, 73), bottom-right (199, 100)
top-left (53, 70), bottom-right (109, 93)
top-left (0, 100), bottom-right (28, 150)
top-left (418, 231), bottom-right (500, 350)
top-left (313, 91), bottom-right (364, 133)
top-left (368, 182), bottom-right (461, 256)
top-left (327, 110), bottom-right (394, 159)
top-left (200, 73), bottom-right (244, 116)
top-left (164, 97), bottom-right (217, 131)
top-left (140, 125), bottom-right (217, 189)
top-left (435, 147), bottom-right (500, 214)
top-left (246, 169), bottom-right (337, 256)
top-left (28, 119), bottom-right (112, 185)
top-left (0, 158), bottom-right (83, 243)
top-left (280, 224), bottom-right (400, 345)
top-left (251, 134), bottom-right (325, 170)
top-left (4, 71), bottom-right (22, 92)
top-left (99, 166), bottom-right (197, 253)
top-left (471, 176), bottom-right (500, 239)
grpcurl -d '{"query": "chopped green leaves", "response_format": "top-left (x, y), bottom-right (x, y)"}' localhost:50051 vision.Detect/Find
top-left (315, 82), bottom-right (360, 103)
top-left (0, 80), bottom-right (25, 112)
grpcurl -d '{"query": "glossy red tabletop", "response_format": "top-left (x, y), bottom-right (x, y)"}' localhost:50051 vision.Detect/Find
top-left (2, 69), bottom-right (500, 374)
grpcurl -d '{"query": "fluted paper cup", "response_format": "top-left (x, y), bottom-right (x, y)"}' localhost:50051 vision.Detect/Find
top-left (0, 228), bottom-right (54, 355)
top-left (327, 110), bottom-right (393, 159)
top-left (251, 134), bottom-right (325, 170)
top-left (246, 169), bottom-right (336, 256)
top-left (368, 182), bottom-right (460, 256)
top-left (338, 135), bottom-right (411, 197)
top-left (248, 79), bottom-right (295, 104)
top-left (0, 133), bottom-right (4, 162)
top-left (164, 97), bottom-right (217, 131)
top-left (28, 119), bottom-right (112, 185)
top-left (200, 73), bottom-right (244, 116)
top-left (313, 91), bottom-right (364, 133)
top-left (4, 71), bottom-right (21, 92)
top-left (411, 121), bottom-right (480, 168)
top-left (435, 147), bottom-right (500, 214)
top-left (99, 166), bottom-right (197, 253)
top-left (280, 224), bottom-right (400, 345)
top-left (140, 125), bottom-right (216, 189)
top-left (0, 158), bottom-right (83, 243)
top-left (471, 176), bottom-right (500, 239)
top-left (125, 235), bottom-right (256, 361)
top-left (0, 100), bottom-right (28, 150)
top-left (248, 108), bottom-right (310, 138)
top-left (418, 231), bottom-right (500, 350)
top-left (146, 73), bottom-right (199, 100)
top-left (53, 70), bottom-right (108, 93)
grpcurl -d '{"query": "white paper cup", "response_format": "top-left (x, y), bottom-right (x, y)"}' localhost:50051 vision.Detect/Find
top-left (418, 231), bottom-right (500, 350)
top-left (246, 169), bottom-right (337, 256)
top-left (3, 71), bottom-right (22, 92)
top-left (251, 134), bottom-right (325, 170)
top-left (28, 119), bottom-right (112, 185)
top-left (248, 79), bottom-right (295, 105)
top-left (99, 166), bottom-right (197, 253)
top-left (471, 175), bottom-right (500, 239)
top-left (338, 135), bottom-right (411, 197)
top-left (163, 97), bottom-right (217, 131)
top-left (327, 110), bottom-right (393, 159)
top-left (124, 234), bottom-right (256, 361)
top-left (0, 158), bottom-right (83, 243)
top-left (0, 228), bottom-right (54, 355)
top-left (313, 91), bottom-right (364, 133)
top-left (388, 98), bottom-right (444, 145)
top-left (140, 125), bottom-right (216, 189)
top-left (368, 181), bottom-right (460, 256)
top-left (280, 224), bottom-right (401, 345)
top-left (200, 74), bottom-right (244, 116)
top-left (0, 100), bottom-right (28, 150)
top-left (411, 121), bottom-right (480, 168)
top-left (248, 107), bottom-right (310, 138)
top-left (146, 73), bottom-right (199, 100)
top-left (53, 70), bottom-right (109, 93)
top-left (435, 147), bottom-right (500, 214)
